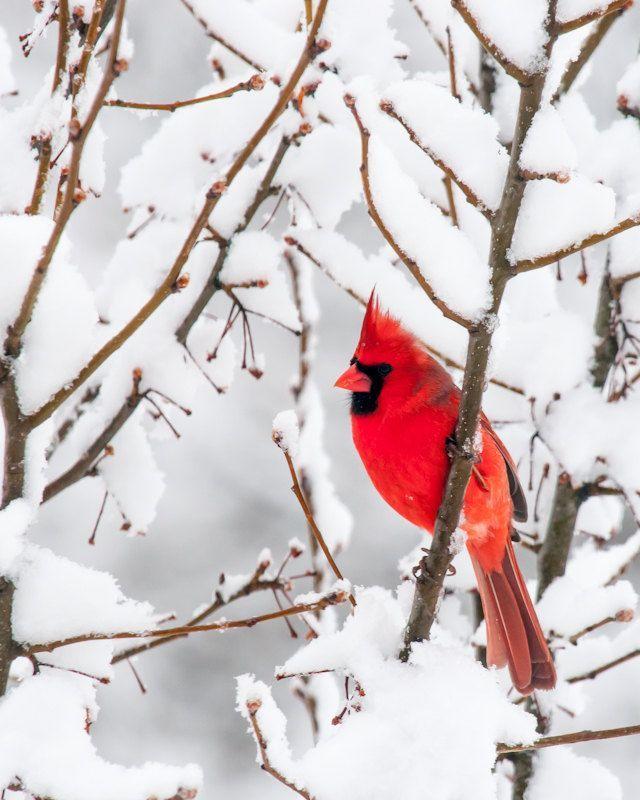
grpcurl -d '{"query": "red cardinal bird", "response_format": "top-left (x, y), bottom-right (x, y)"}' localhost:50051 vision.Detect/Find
top-left (335, 294), bottom-right (555, 694)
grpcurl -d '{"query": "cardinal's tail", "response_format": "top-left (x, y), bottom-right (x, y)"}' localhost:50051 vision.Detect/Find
top-left (470, 538), bottom-right (556, 695)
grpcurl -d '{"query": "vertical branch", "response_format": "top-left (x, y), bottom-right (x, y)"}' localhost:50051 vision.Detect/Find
top-left (400, 5), bottom-right (557, 659)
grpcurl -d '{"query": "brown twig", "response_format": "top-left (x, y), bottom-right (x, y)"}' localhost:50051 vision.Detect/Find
top-left (556, 0), bottom-right (630, 34)
top-left (381, 101), bottom-right (492, 219)
top-left (451, 0), bottom-right (532, 84)
top-left (27, 590), bottom-right (347, 655)
top-left (517, 215), bottom-right (640, 273)
top-left (52, 0), bottom-right (70, 93)
top-left (567, 609), bottom-right (633, 645)
top-left (25, 0), bottom-right (329, 429)
top-left (284, 235), bottom-right (525, 396)
top-left (112, 557), bottom-right (287, 663)
top-left (247, 701), bottom-right (314, 799)
top-left (567, 648), bottom-right (640, 683)
top-left (4, 0), bottom-right (127, 362)
top-left (104, 75), bottom-right (263, 112)
top-left (553, 8), bottom-right (625, 101)
top-left (497, 723), bottom-right (640, 754)
top-left (400, 3), bottom-right (558, 660)
top-left (179, 0), bottom-right (264, 72)
top-left (281, 451), bottom-right (356, 607)
top-left (346, 98), bottom-right (472, 330)
top-left (26, 137), bottom-right (52, 215)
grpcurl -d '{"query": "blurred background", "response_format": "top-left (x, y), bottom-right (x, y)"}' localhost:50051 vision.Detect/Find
top-left (4, 1), bottom-right (640, 796)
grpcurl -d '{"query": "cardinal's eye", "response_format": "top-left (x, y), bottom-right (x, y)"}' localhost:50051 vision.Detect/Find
top-left (378, 363), bottom-right (392, 376)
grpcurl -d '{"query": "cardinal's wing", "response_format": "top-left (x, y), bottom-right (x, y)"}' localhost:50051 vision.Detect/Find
top-left (481, 413), bottom-right (528, 522)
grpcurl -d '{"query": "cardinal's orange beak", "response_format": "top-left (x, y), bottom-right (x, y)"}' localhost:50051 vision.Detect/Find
top-left (334, 364), bottom-right (372, 392)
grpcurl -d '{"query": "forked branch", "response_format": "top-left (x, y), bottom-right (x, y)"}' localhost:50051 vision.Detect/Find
top-left (346, 97), bottom-right (473, 330)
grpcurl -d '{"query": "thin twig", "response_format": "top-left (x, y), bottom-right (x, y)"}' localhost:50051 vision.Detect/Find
top-left (247, 701), bottom-right (314, 799)
top-left (4, 0), bottom-right (127, 362)
top-left (381, 101), bottom-right (492, 219)
top-left (517, 214), bottom-right (640, 273)
top-left (281, 451), bottom-right (356, 607)
top-left (567, 648), bottom-right (640, 683)
top-left (26, 137), bottom-right (52, 215)
top-left (451, 0), bottom-right (531, 84)
top-left (346, 97), bottom-right (472, 329)
top-left (284, 235), bottom-right (525, 396)
top-left (27, 591), bottom-right (348, 655)
top-left (52, 0), bottom-right (70, 93)
top-left (104, 75), bottom-right (263, 112)
top-left (113, 559), bottom-right (287, 663)
top-left (497, 723), bottom-right (640, 754)
top-left (25, 0), bottom-right (329, 428)
top-left (556, 0), bottom-right (630, 34)
top-left (553, 8), bottom-right (625, 101)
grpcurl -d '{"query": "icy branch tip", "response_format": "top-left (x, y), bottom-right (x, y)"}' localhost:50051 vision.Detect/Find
top-left (272, 409), bottom-right (300, 457)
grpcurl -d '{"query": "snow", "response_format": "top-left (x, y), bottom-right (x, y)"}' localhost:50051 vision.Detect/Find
top-left (383, 79), bottom-right (509, 213)
top-left (457, 0), bottom-right (549, 74)
top-left (0, 672), bottom-right (202, 800)
top-left (617, 55), bottom-right (640, 116)
top-left (510, 175), bottom-right (616, 264)
top-left (527, 748), bottom-right (622, 800)
top-left (0, 26), bottom-right (16, 97)
top-left (242, 588), bottom-right (536, 800)
top-left (12, 544), bottom-right (159, 646)
top-left (520, 104), bottom-right (578, 177)
top-left (272, 409), bottom-right (300, 457)
top-left (367, 136), bottom-right (491, 321)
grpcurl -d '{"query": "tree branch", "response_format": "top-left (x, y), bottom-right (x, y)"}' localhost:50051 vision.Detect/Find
top-left (346, 97), bottom-right (473, 330)
top-left (104, 74), bottom-right (264, 112)
top-left (553, 8), bottom-right (625, 101)
top-left (497, 723), bottom-right (640, 754)
top-left (24, 0), bottom-right (329, 429)
top-left (556, 0), bottom-right (630, 35)
top-left (26, 590), bottom-right (348, 655)
top-left (451, 0), bottom-right (532, 84)
top-left (400, 5), bottom-right (558, 659)
top-left (179, 0), bottom-right (265, 72)
top-left (52, 0), bottom-right (70, 93)
top-left (567, 648), bottom-right (640, 683)
top-left (4, 0), bottom-right (127, 362)
top-left (516, 214), bottom-right (640, 273)
top-left (246, 700), bottom-right (314, 799)
top-left (284, 235), bottom-right (525, 396)
top-left (111, 557), bottom-right (287, 663)
top-left (381, 101), bottom-right (491, 219)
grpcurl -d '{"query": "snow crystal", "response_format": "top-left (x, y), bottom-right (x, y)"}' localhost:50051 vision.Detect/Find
top-left (272, 409), bottom-right (300, 457)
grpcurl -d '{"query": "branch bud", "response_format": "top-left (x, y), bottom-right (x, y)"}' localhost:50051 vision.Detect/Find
top-left (249, 74), bottom-right (265, 91)
top-left (173, 273), bottom-right (190, 292)
top-left (206, 180), bottom-right (227, 199)
top-left (615, 608), bottom-right (634, 623)
top-left (68, 117), bottom-right (81, 140)
top-left (343, 93), bottom-right (355, 108)
top-left (113, 58), bottom-right (129, 75)
top-left (246, 698), bottom-right (262, 714)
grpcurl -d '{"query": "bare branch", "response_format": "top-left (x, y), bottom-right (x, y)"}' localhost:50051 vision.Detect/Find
top-left (104, 74), bottom-right (264, 112)
top-left (112, 558), bottom-right (286, 663)
top-left (498, 723), bottom-right (640, 754)
top-left (27, 590), bottom-right (348, 655)
top-left (278, 449), bottom-right (356, 607)
top-left (346, 98), bottom-right (473, 330)
top-left (381, 101), bottom-right (491, 219)
top-left (52, 0), bottom-right (70, 93)
top-left (568, 648), bottom-right (640, 683)
top-left (517, 214), bottom-right (640, 273)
